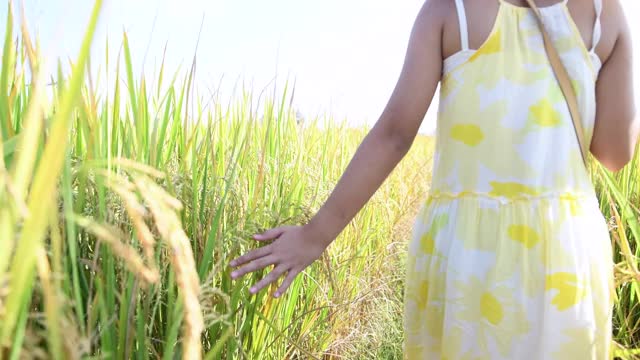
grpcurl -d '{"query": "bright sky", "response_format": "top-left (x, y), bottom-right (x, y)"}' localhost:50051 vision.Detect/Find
top-left (2, 0), bottom-right (639, 135)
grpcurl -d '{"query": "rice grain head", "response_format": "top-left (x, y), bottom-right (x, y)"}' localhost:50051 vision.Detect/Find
top-left (107, 176), bottom-right (157, 271)
top-left (74, 216), bottom-right (160, 285)
top-left (135, 176), bottom-right (203, 359)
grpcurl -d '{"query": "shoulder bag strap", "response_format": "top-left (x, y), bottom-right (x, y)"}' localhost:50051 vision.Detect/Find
top-left (524, 0), bottom-right (588, 166)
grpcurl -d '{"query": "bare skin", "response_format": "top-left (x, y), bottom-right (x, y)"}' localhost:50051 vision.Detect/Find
top-left (228, 0), bottom-right (638, 298)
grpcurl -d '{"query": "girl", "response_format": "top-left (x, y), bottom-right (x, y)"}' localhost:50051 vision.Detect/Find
top-left (229, 0), bottom-right (638, 358)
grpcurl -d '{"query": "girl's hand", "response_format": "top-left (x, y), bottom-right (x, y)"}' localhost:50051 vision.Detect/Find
top-left (228, 224), bottom-right (330, 298)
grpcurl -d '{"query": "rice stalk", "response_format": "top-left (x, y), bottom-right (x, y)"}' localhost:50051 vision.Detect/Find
top-left (34, 245), bottom-right (62, 360)
top-left (0, 0), bottom-right (103, 349)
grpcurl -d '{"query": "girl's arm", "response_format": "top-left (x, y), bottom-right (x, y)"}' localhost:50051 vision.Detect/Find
top-left (306, 0), bottom-right (446, 243)
top-left (591, 0), bottom-right (638, 171)
top-left (229, 0), bottom-right (447, 297)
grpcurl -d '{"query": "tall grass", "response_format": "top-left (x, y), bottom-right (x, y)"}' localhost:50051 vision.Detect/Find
top-left (592, 152), bottom-right (640, 358)
top-left (0, 2), bottom-right (432, 358)
top-left (0, 1), bottom-right (638, 359)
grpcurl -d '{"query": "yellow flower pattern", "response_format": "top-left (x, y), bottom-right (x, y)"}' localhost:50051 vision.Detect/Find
top-left (545, 272), bottom-right (588, 311)
top-left (507, 225), bottom-right (540, 249)
top-left (530, 99), bottom-right (563, 127)
top-left (450, 124), bottom-right (485, 147)
top-left (403, 2), bottom-right (613, 359)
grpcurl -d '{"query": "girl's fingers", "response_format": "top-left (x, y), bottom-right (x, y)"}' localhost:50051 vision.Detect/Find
top-left (229, 245), bottom-right (271, 268)
top-left (230, 255), bottom-right (276, 279)
top-left (274, 268), bottom-right (299, 298)
top-left (253, 226), bottom-right (288, 241)
top-left (249, 264), bottom-right (289, 295)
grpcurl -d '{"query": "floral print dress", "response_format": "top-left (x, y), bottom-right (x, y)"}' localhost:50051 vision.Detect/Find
top-left (402, 0), bottom-right (614, 359)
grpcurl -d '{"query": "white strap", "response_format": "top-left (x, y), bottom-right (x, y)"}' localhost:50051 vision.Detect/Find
top-left (454, 0), bottom-right (469, 51)
top-left (591, 0), bottom-right (602, 52)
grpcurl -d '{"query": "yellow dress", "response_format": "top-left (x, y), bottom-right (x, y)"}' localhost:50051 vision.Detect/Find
top-left (402, 0), bottom-right (614, 359)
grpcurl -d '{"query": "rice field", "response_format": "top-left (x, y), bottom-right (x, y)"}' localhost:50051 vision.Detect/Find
top-left (0, 1), bottom-right (639, 359)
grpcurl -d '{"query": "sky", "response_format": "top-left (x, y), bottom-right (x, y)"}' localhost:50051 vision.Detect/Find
top-left (1, 0), bottom-right (639, 135)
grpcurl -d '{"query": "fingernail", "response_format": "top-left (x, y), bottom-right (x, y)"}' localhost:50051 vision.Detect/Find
top-left (229, 261), bottom-right (236, 266)
top-left (250, 287), bottom-right (256, 293)
top-left (274, 292), bottom-right (280, 298)
top-left (231, 271), bottom-right (237, 278)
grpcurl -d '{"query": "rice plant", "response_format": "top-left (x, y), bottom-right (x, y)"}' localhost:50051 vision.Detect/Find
top-left (0, 1), bottom-right (638, 359)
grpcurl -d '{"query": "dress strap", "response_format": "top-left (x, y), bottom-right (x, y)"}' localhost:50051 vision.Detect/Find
top-left (591, 0), bottom-right (603, 52)
top-left (454, 0), bottom-right (470, 51)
